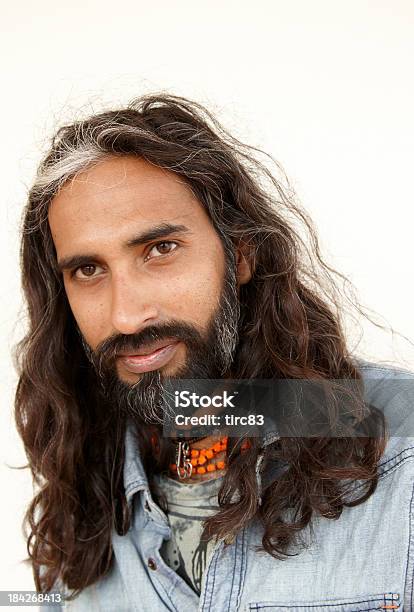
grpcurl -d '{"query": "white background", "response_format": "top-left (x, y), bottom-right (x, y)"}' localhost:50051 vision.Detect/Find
top-left (1, 0), bottom-right (413, 595)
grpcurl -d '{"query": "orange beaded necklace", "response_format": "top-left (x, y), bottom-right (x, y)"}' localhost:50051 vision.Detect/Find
top-left (150, 433), bottom-right (252, 480)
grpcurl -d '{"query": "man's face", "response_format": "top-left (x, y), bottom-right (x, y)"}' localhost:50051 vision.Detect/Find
top-left (48, 156), bottom-right (250, 421)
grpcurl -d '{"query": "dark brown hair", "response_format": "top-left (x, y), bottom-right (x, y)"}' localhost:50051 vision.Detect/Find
top-left (14, 93), bottom-right (386, 597)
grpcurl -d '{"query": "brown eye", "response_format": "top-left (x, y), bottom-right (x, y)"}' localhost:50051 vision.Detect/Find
top-left (147, 241), bottom-right (178, 260)
top-left (157, 242), bottom-right (174, 254)
top-left (73, 264), bottom-right (102, 279)
top-left (80, 265), bottom-right (96, 276)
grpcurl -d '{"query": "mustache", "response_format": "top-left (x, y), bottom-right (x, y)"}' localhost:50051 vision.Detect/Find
top-left (80, 320), bottom-right (205, 376)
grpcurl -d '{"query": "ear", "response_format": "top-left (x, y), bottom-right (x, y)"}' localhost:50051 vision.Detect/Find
top-left (235, 241), bottom-right (254, 285)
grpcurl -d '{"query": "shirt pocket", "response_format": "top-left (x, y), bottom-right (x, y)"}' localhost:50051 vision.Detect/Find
top-left (247, 591), bottom-right (401, 611)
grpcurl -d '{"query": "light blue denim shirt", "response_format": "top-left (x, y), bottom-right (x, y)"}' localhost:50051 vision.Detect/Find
top-left (60, 360), bottom-right (414, 611)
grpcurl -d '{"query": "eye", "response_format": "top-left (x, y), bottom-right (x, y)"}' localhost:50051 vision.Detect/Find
top-left (73, 264), bottom-right (104, 280)
top-left (145, 241), bottom-right (178, 261)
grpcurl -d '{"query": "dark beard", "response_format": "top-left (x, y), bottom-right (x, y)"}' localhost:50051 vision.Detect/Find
top-left (80, 252), bottom-right (240, 425)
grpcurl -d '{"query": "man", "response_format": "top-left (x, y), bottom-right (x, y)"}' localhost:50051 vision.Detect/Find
top-left (15, 94), bottom-right (414, 611)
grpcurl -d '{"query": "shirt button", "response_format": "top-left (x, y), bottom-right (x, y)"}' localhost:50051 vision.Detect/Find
top-left (148, 558), bottom-right (157, 571)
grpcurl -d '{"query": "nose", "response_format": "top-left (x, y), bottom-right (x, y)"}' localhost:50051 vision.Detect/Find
top-left (110, 272), bottom-right (159, 335)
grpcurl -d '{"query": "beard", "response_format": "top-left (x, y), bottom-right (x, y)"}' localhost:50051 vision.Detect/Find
top-left (80, 252), bottom-right (240, 426)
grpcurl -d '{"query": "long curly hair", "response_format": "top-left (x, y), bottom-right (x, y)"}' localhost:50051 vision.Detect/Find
top-left (14, 93), bottom-right (386, 597)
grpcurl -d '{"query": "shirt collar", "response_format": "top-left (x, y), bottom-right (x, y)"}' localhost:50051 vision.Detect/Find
top-left (124, 420), bottom-right (149, 506)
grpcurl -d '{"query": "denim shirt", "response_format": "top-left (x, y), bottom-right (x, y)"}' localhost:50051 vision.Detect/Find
top-left (60, 360), bottom-right (414, 611)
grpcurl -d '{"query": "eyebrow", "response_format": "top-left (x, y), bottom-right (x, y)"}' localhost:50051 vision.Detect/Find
top-left (56, 222), bottom-right (191, 273)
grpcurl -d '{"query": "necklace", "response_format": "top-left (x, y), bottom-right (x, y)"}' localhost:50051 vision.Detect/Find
top-left (150, 433), bottom-right (252, 481)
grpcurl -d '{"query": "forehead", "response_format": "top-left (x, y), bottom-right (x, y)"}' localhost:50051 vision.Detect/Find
top-left (48, 155), bottom-right (212, 250)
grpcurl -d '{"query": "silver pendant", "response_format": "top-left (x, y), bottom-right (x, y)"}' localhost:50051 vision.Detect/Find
top-left (176, 441), bottom-right (193, 479)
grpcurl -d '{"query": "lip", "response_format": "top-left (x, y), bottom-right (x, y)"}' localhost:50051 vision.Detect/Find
top-left (118, 340), bottom-right (180, 374)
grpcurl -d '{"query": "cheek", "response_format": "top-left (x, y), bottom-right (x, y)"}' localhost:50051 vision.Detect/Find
top-left (64, 284), bottom-right (106, 348)
top-left (165, 261), bottom-right (224, 324)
